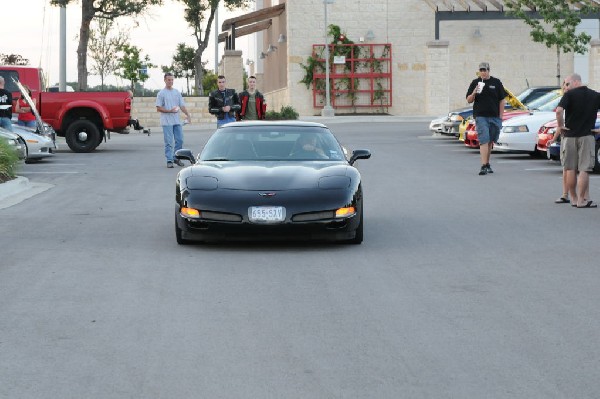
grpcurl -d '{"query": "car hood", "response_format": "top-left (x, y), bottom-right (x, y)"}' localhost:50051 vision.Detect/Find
top-left (503, 111), bottom-right (556, 127)
top-left (186, 161), bottom-right (352, 190)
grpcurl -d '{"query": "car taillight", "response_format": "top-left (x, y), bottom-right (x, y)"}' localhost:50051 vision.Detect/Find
top-left (125, 97), bottom-right (132, 112)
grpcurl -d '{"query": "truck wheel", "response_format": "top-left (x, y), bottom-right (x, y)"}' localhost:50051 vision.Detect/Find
top-left (65, 120), bottom-right (101, 153)
top-left (594, 139), bottom-right (600, 173)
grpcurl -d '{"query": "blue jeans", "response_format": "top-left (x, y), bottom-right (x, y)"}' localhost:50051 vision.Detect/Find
top-left (217, 114), bottom-right (236, 127)
top-left (162, 124), bottom-right (183, 163)
top-left (476, 116), bottom-right (502, 145)
top-left (0, 117), bottom-right (13, 132)
top-left (17, 120), bottom-right (37, 128)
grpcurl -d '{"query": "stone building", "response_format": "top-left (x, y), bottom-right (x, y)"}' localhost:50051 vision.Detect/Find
top-left (223, 0), bottom-right (599, 117)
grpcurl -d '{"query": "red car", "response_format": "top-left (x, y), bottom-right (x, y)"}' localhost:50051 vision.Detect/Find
top-left (537, 112), bottom-right (600, 160)
top-left (463, 110), bottom-right (530, 148)
top-left (536, 119), bottom-right (557, 154)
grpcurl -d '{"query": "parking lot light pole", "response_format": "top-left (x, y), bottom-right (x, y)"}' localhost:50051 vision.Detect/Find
top-left (321, 0), bottom-right (335, 117)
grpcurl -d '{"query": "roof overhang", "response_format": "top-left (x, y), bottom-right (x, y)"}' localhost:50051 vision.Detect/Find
top-left (220, 3), bottom-right (285, 49)
top-left (425, 0), bottom-right (600, 40)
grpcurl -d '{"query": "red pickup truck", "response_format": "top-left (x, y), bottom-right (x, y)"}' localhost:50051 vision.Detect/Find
top-left (0, 65), bottom-right (144, 152)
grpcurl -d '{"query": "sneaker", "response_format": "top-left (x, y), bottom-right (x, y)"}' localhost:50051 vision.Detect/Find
top-left (174, 159), bottom-right (184, 167)
top-left (478, 165), bottom-right (487, 175)
top-left (167, 162), bottom-right (174, 168)
top-left (485, 163), bottom-right (493, 173)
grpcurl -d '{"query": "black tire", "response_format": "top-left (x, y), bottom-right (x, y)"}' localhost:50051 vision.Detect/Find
top-left (175, 214), bottom-right (191, 245)
top-left (65, 120), bottom-right (101, 153)
top-left (594, 139), bottom-right (600, 173)
top-left (346, 206), bottom-right (364, 245)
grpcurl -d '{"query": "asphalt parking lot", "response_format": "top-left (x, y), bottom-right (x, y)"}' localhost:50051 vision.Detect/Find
top-left (1, 119), bottom-right (600, 398)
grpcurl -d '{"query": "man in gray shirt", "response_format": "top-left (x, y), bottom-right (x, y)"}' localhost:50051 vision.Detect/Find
top-left (156, 72), bottom-right (191, 168)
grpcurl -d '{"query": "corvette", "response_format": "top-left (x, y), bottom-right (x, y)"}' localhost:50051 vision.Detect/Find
top-left (174, 121), bottom-right (371, 244)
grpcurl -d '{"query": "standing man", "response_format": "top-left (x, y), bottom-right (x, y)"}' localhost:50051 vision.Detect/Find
top-left (553, 73), bottom-right (599, 208)
top-left (208, 75), bottom-right (240, 127)
top-left (0, 76), bottom-right (14, 132)
top-left (466, 62), bottom-right (506, 175)
top-left (156, 72), bottom-right (191, 168)
top-left (237, 75), bottom-right (266, 121)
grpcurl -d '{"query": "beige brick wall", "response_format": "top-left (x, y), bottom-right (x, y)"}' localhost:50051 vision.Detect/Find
top-left (132, 97), bottom-right (214, 128)
top-left (277, 0), bottom-right (579, 116)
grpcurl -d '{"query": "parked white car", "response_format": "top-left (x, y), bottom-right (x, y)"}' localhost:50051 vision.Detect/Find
top-left (0, 127), bottom-right (26, 160)
top-left (11, 124), bottom-right (57, 162)
top-left (495, 96), bottom-right (561, 155)
top-left (10, 79), bottom-right (58, 162)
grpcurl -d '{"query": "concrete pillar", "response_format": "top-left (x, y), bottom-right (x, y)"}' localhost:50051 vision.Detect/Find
top-left (219, 50), bottom-right (244, 93)
top-left (589, 39), bottom-right (600, 90)
top-left (426, 40), bottom-right (450, 116)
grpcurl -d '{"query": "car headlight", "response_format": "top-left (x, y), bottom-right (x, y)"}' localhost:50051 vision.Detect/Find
top-left (450, 114), bottom-right (464, 122)
top-left (503, 125), bottom-right (529, 133)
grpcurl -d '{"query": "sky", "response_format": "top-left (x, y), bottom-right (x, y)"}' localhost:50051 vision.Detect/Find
top-left (3, 0), bottom-right (256, 92)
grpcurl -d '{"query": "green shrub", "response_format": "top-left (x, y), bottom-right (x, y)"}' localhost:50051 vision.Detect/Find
top-left (0, 138), bottom-right (20, 183)
top-left (265, 105), bottom-right (299, 120)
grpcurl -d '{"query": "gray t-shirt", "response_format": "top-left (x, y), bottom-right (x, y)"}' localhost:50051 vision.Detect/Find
top-left (156, 87), bottom-right (185, 126)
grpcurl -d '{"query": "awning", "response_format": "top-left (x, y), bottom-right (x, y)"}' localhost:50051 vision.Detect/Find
top-left (219, 3), bottom-right (286, 48)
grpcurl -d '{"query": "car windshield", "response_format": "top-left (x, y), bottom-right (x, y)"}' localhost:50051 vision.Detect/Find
top-left (200, 125), bottom-right (346, 161)
top-left (527, 91), bottom-right (561, 110)
top-left (537, 96), bottom-right (562, 112)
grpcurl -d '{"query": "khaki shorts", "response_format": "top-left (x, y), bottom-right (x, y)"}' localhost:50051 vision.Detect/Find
top-left (561, 135), bottom-right (595, 172)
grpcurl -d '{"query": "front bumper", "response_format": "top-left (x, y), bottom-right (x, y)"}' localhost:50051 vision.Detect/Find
top-left (175, 205), bottom-right (360, 243)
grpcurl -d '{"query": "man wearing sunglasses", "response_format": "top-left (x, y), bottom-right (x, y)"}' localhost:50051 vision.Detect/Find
top-left (554, 73), bottom-right (599, 208)
top-left (466, 62), bottom-right (506, 175)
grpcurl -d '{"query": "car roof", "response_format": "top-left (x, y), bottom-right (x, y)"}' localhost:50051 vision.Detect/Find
top-left (222, 121), bottom-right (327, 128)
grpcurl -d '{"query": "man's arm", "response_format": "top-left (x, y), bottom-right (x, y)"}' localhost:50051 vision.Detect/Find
top-left (231, 91), bottom-right (241, 112)
top-left (466, 83), bottom-right (477, 104)
top-left (499, 98), bottom-right (505, 119)
top-left (549, 105), bottom-right (567, 144)
top-left (180, 105), bottom-right (191, 122)
top-left (208, 92), bottom-right (221, 115)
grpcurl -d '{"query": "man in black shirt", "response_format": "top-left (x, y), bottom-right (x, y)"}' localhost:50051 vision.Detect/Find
top-left (0, 76), bottom-right (14, 132)
top-left (553, 73), bottom-right (599, 208)
top-left (466, 62), bottom-right (506, 175)
top-left (208, 75), bottom-right (240, 128)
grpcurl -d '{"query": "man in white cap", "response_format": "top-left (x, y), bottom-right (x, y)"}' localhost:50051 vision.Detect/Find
top-left (466, 62), bottom-right (506, 175)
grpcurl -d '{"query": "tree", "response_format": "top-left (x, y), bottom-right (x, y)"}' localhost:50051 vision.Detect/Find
top-left (115, 44), bottom-right (155, 94)
top-left (162, 43), bottom-right (196, 95)
top-left (0, 54), bottom-right (29, 65)
top-left (177, 0), bottom-right (250, 95)
top-left (505, 0), bottom-right (596, 85)
top-left (50, 0), bottom-right (162, 91)
top-left (88, 19), bottom-right (129, 91)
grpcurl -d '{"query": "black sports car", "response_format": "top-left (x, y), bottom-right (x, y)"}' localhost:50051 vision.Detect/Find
top-left (174, 121), bottom-right (371, 244)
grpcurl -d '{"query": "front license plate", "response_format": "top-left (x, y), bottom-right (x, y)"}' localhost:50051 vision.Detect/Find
top-left (249, 206), bottom-right (285, 223)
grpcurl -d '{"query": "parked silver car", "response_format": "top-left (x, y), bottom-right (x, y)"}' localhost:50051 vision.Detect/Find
top-left (11, 123), bottom-right (57, 162)
top-left (10, 78), bottom-right (57, 162)
top-left (0, 127), bottom-right (27, 160)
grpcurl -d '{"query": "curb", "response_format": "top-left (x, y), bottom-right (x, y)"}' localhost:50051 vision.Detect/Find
top-left (0, 176), bottom-right (53, 210)
top-left (0, 176), bottom-right (30, 202)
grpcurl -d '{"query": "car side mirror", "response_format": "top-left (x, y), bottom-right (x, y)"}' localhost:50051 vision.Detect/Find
top-left (349, 149), bottom-right (371, 165)
top-left (175, 149), bottom-right (196, 164)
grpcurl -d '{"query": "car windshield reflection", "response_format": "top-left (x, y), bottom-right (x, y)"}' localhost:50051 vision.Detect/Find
top-left (199, 126), bottom-right (346, 161)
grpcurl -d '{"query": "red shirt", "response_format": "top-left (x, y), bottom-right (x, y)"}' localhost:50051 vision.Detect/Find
top-left (18, 98), bottom-right (36, 122)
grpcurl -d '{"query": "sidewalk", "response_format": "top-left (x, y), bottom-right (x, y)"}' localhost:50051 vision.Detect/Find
top-left (0, 176), bottom-right (53, 209)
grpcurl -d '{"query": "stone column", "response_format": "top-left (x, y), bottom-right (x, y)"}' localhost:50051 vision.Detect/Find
top-left (589, 39), bottom-right (600, 90)
top-left (219, 50), bottom-right (244, 93)
top-left (426, 40), bottom-right (450, 116)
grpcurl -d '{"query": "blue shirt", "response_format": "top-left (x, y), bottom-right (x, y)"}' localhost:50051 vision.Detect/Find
top-left (156, 87), bottom-right (185, 126)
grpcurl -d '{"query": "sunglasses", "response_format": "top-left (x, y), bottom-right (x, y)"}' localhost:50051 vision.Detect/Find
top-left (479, 68), bottom-right (488, 72)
